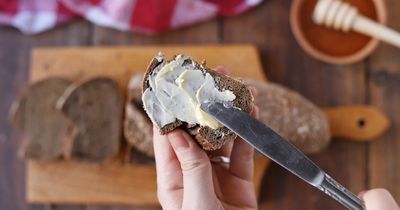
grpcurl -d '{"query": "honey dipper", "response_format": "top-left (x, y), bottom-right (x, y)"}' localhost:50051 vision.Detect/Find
top-left (313, 0), bottom-right (400, 48)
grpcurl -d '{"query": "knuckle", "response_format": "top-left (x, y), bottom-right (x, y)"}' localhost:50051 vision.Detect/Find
top-left (180, 158), bottom-right (210, 174)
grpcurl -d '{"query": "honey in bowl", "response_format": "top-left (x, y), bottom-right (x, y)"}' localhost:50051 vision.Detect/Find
top-left (300, 0), bottom-right (377, 56)
top-left (290, 0), bottom-right (385, 64)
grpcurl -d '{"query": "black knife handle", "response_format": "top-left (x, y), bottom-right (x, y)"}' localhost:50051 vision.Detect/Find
top-left (319, 174), bottom-right (365, 210)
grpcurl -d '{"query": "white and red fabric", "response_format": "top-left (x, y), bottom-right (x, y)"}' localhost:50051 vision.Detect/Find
top-left (0, 0), bottom-right (262, 35)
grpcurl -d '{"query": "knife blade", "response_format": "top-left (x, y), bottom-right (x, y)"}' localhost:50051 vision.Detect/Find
top-left (201, 102), bottom-right (365, 210)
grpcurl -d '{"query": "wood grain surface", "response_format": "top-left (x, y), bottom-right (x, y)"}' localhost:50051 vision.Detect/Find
top-left (367, 0), bottom-right (400, 202)
top-left (1, 0), bottom-right (399, 209)
top-left (0, 20), bottom-right (91, 210)
top-left (27, 45), bottom-right (268, 206)
top-left (30, 45), bottom-right (265, 83)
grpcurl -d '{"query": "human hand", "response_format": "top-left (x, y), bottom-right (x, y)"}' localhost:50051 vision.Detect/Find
top-left (360, 188), bottom-right (400, 210)
top-left (153, 67), bottom-right (259, 210)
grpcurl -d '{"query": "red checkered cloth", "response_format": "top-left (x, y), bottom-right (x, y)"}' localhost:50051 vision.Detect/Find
top-left (0, 0), bottom-right (262, 35)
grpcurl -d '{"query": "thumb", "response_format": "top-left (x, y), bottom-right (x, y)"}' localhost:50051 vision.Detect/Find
top-left (362, 189), bottom-right (400, 210)
top-left (167, 129), bottom-right (215, 208)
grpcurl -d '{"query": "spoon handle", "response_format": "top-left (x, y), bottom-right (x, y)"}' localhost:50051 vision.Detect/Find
top-left (353, 15), bottom-right (400, 48)
top-left (313, 0), bottom-right (400, 49)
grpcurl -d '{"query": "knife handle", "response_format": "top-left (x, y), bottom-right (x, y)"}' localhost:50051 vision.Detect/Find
top-left (318, 174), bottom-right (365, 210)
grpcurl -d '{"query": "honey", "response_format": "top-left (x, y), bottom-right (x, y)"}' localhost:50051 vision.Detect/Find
top-left (299, 0), bottom-right (377, 57)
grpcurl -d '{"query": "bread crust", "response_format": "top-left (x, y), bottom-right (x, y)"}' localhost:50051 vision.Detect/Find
top-left (244, 79), bottom-right (331, 154)
top-left (124, 75), bottom-right (154, 157)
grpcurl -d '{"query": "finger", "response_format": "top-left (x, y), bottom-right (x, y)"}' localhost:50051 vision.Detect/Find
top-left (228, 104), bottom-right (258, 181)
top-left (167, 129), bottom-right (216, 209)
top-left (207, 139), bottom-right (234, 159)
top-left (153, 127), bottom-right (183, 209)
top-left (362, 189), bottom-right (400, 210)
top-left (252, 105), bottom-right (260, 120)
top-left (229, 137), bottom-right (254, 182)
top-left (247, 85), bottom-right (258, 98)
top-left (207, 106), bottom-right (257, 166)
top-left (211, 166), bottom-right (224, 200)
top-left (358, 190), bottom-right (368, 198)
top-left (214, 66), bottom-right (231, 75)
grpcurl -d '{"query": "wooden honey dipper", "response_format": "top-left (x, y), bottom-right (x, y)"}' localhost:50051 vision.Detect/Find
top-left (313, 0), bottom-right (400, 48)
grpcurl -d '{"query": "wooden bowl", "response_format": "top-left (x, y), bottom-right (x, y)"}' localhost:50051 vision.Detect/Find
top-left (290, 0), bottom-right (387, 64)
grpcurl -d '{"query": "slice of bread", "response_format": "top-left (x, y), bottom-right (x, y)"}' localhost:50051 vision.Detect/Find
top-left (57, 77), bottom-right (123, 162)
top-left (142, 53), bottom-right (253, 150)
top-left (124, 75), bottom-right (154, 157)
top-left (10, 78), bottom-right (74, 160)
top-left (244, 79), bottom-right (331, 154)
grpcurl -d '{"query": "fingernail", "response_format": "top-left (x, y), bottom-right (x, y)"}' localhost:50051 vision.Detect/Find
top-left (358, 190), bottom-right (368, 199)
top-left (168, 131), bottom-right (190, 152)
top-left (248, 86), bottom-right (258, 97)
top-left (215, 66), bottom-right (230, 74)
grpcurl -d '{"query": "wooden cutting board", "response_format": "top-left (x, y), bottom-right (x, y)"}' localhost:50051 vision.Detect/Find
top-left (27, 45), bottom-right (270, 205)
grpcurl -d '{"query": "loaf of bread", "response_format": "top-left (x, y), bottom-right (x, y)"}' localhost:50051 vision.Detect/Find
top-left (57, 77), bottom-right (123, 162)
top-left (10, 77), bottom-right (74, 160)
top-left (244, 79), bottom-right (331, 154)
top-left (141, 53), bottom-right (253, 150)
top-left (124, 75), bottom-right (154, 157)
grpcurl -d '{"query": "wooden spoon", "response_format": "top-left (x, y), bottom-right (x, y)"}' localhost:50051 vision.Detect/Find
top-left (323, 105), bottom-right (390, 141)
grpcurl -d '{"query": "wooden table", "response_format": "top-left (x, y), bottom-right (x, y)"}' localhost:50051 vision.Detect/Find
top-left (0, 0), bottom-right (399, 209)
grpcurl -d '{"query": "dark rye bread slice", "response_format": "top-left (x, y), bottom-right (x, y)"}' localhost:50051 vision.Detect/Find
top-left (57, 77), bottom-right (123, 162)
top-left (124, 74), bottom-right (154, 157)
top-left (142, 54), bottom-right (253, 150)
top-left (244, 79), bottom-right (331, 154)
top-left (10, 77), bottom-right (74, 160)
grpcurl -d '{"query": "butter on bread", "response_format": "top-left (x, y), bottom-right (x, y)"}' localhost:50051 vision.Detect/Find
top-left (142, 53), bottom-right (253, 150)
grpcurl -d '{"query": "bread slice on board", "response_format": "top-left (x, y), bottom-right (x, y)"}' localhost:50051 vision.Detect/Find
top-left (244, 79), bottom-right (331, 154)
top-left (57, 77), bottom-right (123, 162)
top-left (10, 77), bottom-right (74, 160)
top-left (124, 75), bottom-right (154, 157)
top-left (142, 53), bottom-right (253, 150)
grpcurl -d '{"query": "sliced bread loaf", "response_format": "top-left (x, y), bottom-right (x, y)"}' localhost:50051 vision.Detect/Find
top-left (244, 79), bottom-right (331, 154)
top-left (142, 53), bottom-right (253, 150)
top-left (10, 77), bottom-right (74, 160)
top-left (124, 75), bottom-right (154, 157)
top-left (57, 77), bottom-right (123, 162)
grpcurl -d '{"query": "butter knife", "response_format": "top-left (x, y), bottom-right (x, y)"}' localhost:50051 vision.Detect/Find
top-left (201, 102), bottom-right (365, 210)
